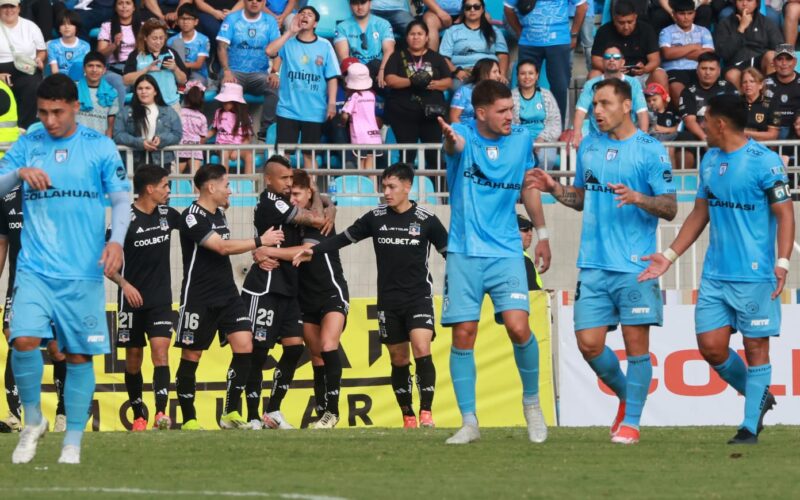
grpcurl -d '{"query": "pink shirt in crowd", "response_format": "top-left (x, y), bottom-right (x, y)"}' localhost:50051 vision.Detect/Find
top-left (342, 90), bottom-right (382, 145)
top-left (98, 22), bottom-right (136, 65)
top-left (178, 108), bottom-right (208, 160)
top-left (213, 109), bottom-right (250, 145)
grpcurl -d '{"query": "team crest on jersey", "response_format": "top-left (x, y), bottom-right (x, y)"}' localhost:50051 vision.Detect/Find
top-left (606, 149), bottom-right (617, 161)
top-left (55, 149), bottom-right (68, 162)
top-left (248, 28), bottom-right (256, 38)
top-left (485, 146), bottom-right (498, 160)
top-left (316, 56), bottom-right (324, 66)
top-left (781, 94), bottom-right (789, 103)
top-left (66, 52), bottom-right (73, 60)
top-left (755, 113), bottom-right (765, 123)
top-left (408, 222), bottom-right (420, 236)
top-left (719, 163), bottom-right (728, 175)
top-left (159, 217), bottom-right (169, 230)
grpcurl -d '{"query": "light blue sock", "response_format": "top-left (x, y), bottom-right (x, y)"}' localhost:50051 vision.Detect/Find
top-left (512, 333), bottom-right (540, 406)
top-left (622, 354), bottom-right (652, 429)
top-left (450, 347), bottom-right (476, 425)
top-left (712, 349), bottom-right (747, 395)
top-left (63, 361), bottom-right (95, 448)
top-left (587, 346), bottom-right (627, 399)
top-left (742, 364), bottom-right (772, 435)
top-left (11, 348), bottom-right (43, 426)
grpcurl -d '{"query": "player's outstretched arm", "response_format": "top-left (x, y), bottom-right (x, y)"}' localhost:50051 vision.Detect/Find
top-left (527, 168), bottom-right (585, 211)
top-left (201, 227), bottom-right (284, 256)
top-left (521, 181), bottom-right (551, 273)
top-left (638, 198), bottom-right (709, 282)
top-left (438, 117), bottom-right (465, 155)
top-left (771, 199), bottom-right (795, 299)
top-left (608, 182), bottom-right (678, 221)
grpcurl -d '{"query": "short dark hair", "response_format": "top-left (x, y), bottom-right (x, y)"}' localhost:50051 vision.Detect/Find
top-left (176, 3), bottom-right (199, 18)
top-left (472, 79), bottom-right (512, 108)
top-left (516, 59), bottom-right (539, 74)
top-left (37, 74), bottom-right (78, 102)
top-left (671, 0), bottom-right (695, 12)
top-left (83, 50), bottom-right (106, 68)
top-left (706, 94), bottom-right (748, 131)
top-left (293, 169), bottom-right (312, 190)
top-left (592, 77), bottom-right (632, 102)
top-left (697, 51), bottom-right (721, 65)
top-left (299, 6), bottom-right (320, 21)
top-left (405, 19), bottom-right (428, 37)
top-left (194, 163), bottom-right (227, 189)
top-left (265, 154), bottom-right (291, 169)
top-left (133, 164), bottom-right (170, 195)
top-left (613, 0), bottom-right (637, 17)
top-left (603, 43), bottom-right (625, 55)
top-left (381, 162), bottom-right (415, 184)
top-left (57, 10), bottom-right (82, 30)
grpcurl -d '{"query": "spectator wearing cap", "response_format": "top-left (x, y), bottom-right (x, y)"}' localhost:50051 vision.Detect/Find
top-left (334, 0), bottom-right (395, 88)
top-left (370, 0), bottom-right (414, 36)
top-left (658, 0), bottom-right (714, 105)
top-left (267, 7), bottom-right (340, 168)
top-left (644, 82), bottom-right (677, 141)
top-left (0, 0), bottom-right (45, 129)
top-left (518, 215), bottom-right (542, 291)
top-left (342, 62), bottom-right (382, 169)
top-left (741, 67), bottom-right (780, 141)
top-left (591, 0), bottom-right (669, 91)
top-left (505, 0), bottom-right (588, 122)
top-left (763, 44), bottom-right (800, 139)
top-left (715, 0), bottom-right (782, 88)
top-left (572, 44), bottom-right (649, 147)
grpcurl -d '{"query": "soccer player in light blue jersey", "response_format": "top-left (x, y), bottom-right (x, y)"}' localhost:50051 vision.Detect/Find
top-left (639, 93), bottom-right (795, 445)
top-left (531, 78), bottom-right (678, 445)
top-left (0, 74), bottom-right (131, 464)
top-left (438, 80), bottom-right (552, 445)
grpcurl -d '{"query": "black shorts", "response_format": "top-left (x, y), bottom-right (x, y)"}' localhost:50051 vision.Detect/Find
top-left (117, 304), bottom-right (176, 348)
top-left (667, 69), bottom-right (695, 86)
top-left (726, 55), bottom-right (764, 73)
top-left (174, 297), bottom-right (252, 351)
top-left (377, 299), bottom-right (436, 345)
top-left (3, 292), bottom-right (11, 331)
top-left (242, 292), bottom-right (303, 349)
top-left (301, 292), bottom-right (350, 327)
top-left (276, 117), bottom-right (323, 147)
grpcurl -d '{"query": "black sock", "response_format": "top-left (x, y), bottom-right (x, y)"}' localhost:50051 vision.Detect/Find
top-left (225, 352), bottom-right (251, 415)
top-left (312, 365), bottom-right (326, 416)
top-left (245, 350), bottom-right (268, 421)
top-left (321, 350), bottom-right (342, 416)
top-left (176, 358), bottom-right (198, 422)
top-left (4, 350), bottom-right (20, 419)
top-left (125, 370), bottom-right (145, 420)
top-left (152, 365), bottom-right (170, 414)
top-left (415, 355), bottom-right (436, 412)
top-left (52, 359), bottom-right (67, 416)
top-left (266, 344), bottom-right (303, 413)
top-left (391, 364), bottom-right (414, 417)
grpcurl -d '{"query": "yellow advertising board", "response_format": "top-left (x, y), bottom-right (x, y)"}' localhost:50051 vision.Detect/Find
top-left (0, 292), bottom-right (555, 430)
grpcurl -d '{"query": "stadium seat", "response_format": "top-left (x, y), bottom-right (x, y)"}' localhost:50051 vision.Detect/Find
top-left (305, 0), bottom-right (351, 39)
top-left (229, 179), bottom-right (258, 206)
top-left (170, 179), bottom-right (195, 208)
top-left (510, 60), bottom-right (550, 90)
top-left (485, 0), bottom-right (505, 26)
top-left (410, 176), bottom-right (438, 205)
top-left (331, 175), bottom-right (379, 206)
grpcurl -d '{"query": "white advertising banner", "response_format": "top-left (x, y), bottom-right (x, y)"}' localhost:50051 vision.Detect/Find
top-left (557, 293), bottom-right (800, 426)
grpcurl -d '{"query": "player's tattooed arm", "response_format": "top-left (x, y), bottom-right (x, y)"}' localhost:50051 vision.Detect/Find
top-left (290, 207), bottom-right (326, 229)
top-left (527, 168), bottom-right (584, 210)
top-left (632, 193), bottom-right (678, 221)
top-left (552, 183), bottom-right (585, 210)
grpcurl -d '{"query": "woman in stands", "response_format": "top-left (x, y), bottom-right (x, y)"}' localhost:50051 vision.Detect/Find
top-left (439, 0), bottom-right (508, 83)
top-left (384, 20), bottom-right (452, 169)
top-left (512, 60), bottom-right (562, 170)
top-left (448, 57), bottom-right (503, 123)
top-left (97, 0), bottom-right (142, 110)
top-left (0, 0), bottom-right (45, 129)
top-left (123, 18), bottom-right (187, 113)
top-left (740, 67), bottom-right (780, 141)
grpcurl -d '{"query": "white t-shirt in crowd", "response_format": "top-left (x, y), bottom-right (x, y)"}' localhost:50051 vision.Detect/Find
top-left (0, 18), bottom-right (45, 63)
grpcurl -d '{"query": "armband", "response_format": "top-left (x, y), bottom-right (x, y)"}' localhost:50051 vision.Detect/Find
top-left (662, 248), bottom-right (679, 263)
top-left (777, 258), bottom-right (790, 272)
top-left (536, 227), bottom-right (549, 240)
top-left (766, 181), bottom-right (791, 204)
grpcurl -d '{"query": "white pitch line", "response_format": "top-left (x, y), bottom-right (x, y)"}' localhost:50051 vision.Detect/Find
top-left (14, 487), bottom-right (348, 500)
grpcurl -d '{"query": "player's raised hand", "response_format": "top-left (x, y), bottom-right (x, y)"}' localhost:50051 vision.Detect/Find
top-left (438, 116), bottom-right (458, 143)
top-left (292, 248), bottom-right (313, 267)
top-left (260, 226), bottom-right (284, 246)
top-left (772, 266), bottom-right (788, 299)
top-left (527, 168), bottom-right (557, 193)
top-left (637, 253), bottom-right (671, 282)
top-left (534, 238), bottom-right (551, 273)
top-left (122, 282), bottom-right (144, 308)
top-left (100, 242), bottom-right (124, 276)
top-left (18, 167), bottom-right (51, 191)
top-left (608, 182), bottom-right (642, 208)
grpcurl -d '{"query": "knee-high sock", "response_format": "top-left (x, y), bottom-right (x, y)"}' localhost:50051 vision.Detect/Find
top-left (587, 346), bottom-right (627, 400)
top-left (391, 363), bottom-right (414, 416)
top-left (712, 348), bottom-right (747, 395)
top-left (152, 365), bottom-right (170, 414)
top-left (124, 370), bottom-right (145, 420)
top-left (4, 349), bottom-right (21, 419)
top-left (622, 354), bottom-right (652, 428)
top-left (265, 345), bottom-right (303, 413)
top-left (52, 359), bottom-right (66, 416)
top-left (63, 361), bottom-right (95, 448)
top-left (224, 352), bottom-right (251, 415)
top-left (321, 350), bottom-right (342, 416)
top-left (312, 364), bottom-right (326, 416)
top-left (175, 358), bottom-right (198, 423)
top-left (245, 350), bottom-right (267, 421)
top-left (450, 347), bottom-right (477, 425)
top-left (742, 364), bottom-right (772, 434)
top-left (11, 348), bottom-right (43, 426)
top-left (414, 355), bottom-right (435, 412)
top-left (512, 333), bottom-right (540, 406)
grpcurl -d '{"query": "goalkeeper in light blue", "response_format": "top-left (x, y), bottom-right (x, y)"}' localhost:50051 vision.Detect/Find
top-left (639, 93), bottom-right (794, 445)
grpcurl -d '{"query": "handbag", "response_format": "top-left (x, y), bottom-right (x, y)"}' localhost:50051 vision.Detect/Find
top-left (424, 104), bottom-right (446, 118)
top-left (0, 24), bottom-right (37, 75)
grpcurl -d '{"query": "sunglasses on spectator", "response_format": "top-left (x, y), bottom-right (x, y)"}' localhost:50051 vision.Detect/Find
top-left (603, 54), bottom-right (623, 60)
top-left (464, 3), bottom-right (483, 10)
top-left (359, 32), bottom-right (368, 51)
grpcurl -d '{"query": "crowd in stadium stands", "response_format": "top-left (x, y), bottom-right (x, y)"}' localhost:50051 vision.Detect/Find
top-left (4, 0), bottom-right (800, 170)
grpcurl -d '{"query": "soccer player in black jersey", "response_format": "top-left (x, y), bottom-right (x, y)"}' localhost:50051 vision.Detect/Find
top-left (290, 169), bottom-right (349, 429)
top-left (107, 165), bottom-right (180, 431)
top-left (295, 163), bottom-right (448, 428)
top-left (175, 164), bottom-right (283, 430)
top-left (242, 155), bottom-right (331, 430)
top-left (0, 186), bottom-right (68, 434)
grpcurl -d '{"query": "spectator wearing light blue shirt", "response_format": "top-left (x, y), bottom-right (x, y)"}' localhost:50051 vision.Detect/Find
top-left (47, 11), bottom-right (91, 81)
top-left (449, 58), bottom-right (504, 123)
top-left (334, 0), bottom-right (395, 87)
top-left (658, 0), bottom-right (714, 105)
top-left (167, 5), bottom-right (210, 85)
top-left (505, 0), bottom-right (588, 122)
top-left (370, 0), bottom-right (414, 37)
top-left (422, 0), bottom-right (463, 50)
top-left (511, 60), bottom-right (562, 169)
top-left (440, 0), bottom-right (508, 82)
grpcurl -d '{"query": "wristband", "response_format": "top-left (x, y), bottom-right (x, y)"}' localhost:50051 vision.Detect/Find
top-left (777, 257), bottom-right (790, 272)
top-left (254, 236), bottom-right (262, 248)
top-left (662, 248), bottom-right (679, 263)
top-left (536, 227), bottom-right (549, 240)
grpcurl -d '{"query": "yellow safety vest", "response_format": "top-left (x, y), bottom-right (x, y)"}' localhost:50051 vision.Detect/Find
top-left (0, 80), bottom-right (18, 159)
top-left (523, 250), bottom-right (543, 289)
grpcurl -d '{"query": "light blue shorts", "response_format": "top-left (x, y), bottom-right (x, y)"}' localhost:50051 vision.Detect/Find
top-left (441, 253), bottom-right (529, 326)
top-left (574, 268), bottom-right (663, 331)
top-left (695, 278), bottom-right (781, 338)
top-left (9, 270), bottom-right (109, 355)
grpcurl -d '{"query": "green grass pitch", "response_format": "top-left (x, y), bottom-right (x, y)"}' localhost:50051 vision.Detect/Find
top-left (0, 426), bottom-right (797, 499)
